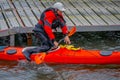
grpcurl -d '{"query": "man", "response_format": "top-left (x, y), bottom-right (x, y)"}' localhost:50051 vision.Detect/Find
top-left (22, 2), bottom-right (71, 61)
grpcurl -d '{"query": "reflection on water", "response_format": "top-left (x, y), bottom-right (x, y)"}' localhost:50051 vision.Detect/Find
top-left (71, 32), bottom-right (120, 50)
top-left (0, 31), bottom-right (120, 80)
top-left (0, 61), bottom-right (120, 80)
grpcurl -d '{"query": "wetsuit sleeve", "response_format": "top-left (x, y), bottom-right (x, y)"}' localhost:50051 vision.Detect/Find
top-left (61, 25), bottom-right (68, 35)
top-left (59, 16), bottom-right (69, 35)
top-left (43, 11), bottom-right (56, 41)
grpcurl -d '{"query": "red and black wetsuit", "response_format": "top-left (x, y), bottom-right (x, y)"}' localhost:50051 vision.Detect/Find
top-left (23, 8), bottom-right (69, 61)
top-left (33, 7), bottom-right (68, 47)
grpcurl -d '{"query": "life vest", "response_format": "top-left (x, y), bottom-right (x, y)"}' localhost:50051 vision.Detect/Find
top-left (33, 7), bottom-right (68, 40)
top-left (39, 7), bottom-right (66, 31)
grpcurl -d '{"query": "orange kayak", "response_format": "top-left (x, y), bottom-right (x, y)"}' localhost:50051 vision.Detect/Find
top-left (0, 45), bottom-right (120, 64)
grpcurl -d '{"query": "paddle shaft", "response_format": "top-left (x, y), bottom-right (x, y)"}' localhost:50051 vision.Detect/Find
top-left (58, 37), bottom-right (65, 44)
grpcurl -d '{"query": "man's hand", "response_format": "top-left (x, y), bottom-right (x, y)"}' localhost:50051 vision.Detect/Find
top-left (64, 36), bottom-right (71, 44)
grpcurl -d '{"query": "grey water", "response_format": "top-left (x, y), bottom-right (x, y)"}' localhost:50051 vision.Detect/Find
top-left (0, 31), bottom-right (120, 80)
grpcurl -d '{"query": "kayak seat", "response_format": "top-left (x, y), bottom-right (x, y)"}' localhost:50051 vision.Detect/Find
top-left (100, 51), bottom-right (113, 56)
top-left (7, 49), bottom-right (17, 55)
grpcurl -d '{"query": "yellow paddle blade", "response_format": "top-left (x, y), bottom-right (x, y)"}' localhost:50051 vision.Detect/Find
top-left (68, 26), bottom-right (76, 37)
top-left (35, 52), bottom-right (46, 64)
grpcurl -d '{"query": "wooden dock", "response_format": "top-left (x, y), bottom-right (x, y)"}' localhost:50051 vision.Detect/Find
top-left (0, 0), bottom-right (120, 45)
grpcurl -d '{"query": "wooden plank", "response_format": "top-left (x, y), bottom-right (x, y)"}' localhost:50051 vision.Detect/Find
top-left (111, 0), bottom-right (120, 7)
top-left (26, 0), bottom-right (40, 19)
top-left (5, 11), bottom-right (20, 27)
top-left (62, 1), bottom-right (82, 25)
top-left (114, 8), bottom-right (120, 20)
top-left (69, 9), bottom-right (85, 25)
top-left (89, 0), bottom-right (107, 25)
top-left (76, 8), bottom-right (98, 25)
top-left (2, 11), bottom-right (10, 28)
top-left (100, 1), bottom-right (119, 14)
top-left (19, 0), bottom-right (37, 26)
top-left (83, 0), bottom-right (107, 25)
top-left (64, 15), bottom-right (74, 26)
top-left (77, 0), bottom-right (99, 25)
top-left (33, 0), bottom-right (45, 13)
top-left (8, 0), bottom-right (25, 27)
top-left (85, 8), bottom-right (107, 25)
top-left (83, 0), bottom-right (108, 25)
top-left (98, 9), bottom-right (115, 25)
top-left (114, 7), bottom-right (120, 14)
top-left (40, 0), bottom-right (51, 8)
top-left (107, 7), bottom-right (120, 21)
top-left (106, 0), bottom-right (118, 8)
top-left (1, 0), bottom-right (19, 28)
top-left (113, 7), bottom-right (120, 20)
top-left (13, 0), bottom-right (32, 27)
top-left (99, 0), bottom-right (120, 24)
top-left (79, 9), bottom-right (98, 25)
top-left (65, 9), bottom-right (80, 25)
top-left (63, 1), bottom-right (84, 25)
top-left (99, 8), bottom-right (117, 25)
top-left (0, 2), bottom-right (8, 30)
top-left (72, 0), bottom-right (91, 25)
top-left (89, 0), bottom-right (115, 25)
top-left (0, 0), bottom-right (120, 36)
top-left (69, 0), bottom-right (90, 25)
top-left (0, 12), bottom-right (8, 30)
top-left (60, 1), bottom-right (81, 25)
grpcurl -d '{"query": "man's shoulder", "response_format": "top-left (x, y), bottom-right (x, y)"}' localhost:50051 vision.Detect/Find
top-left (45, 10), bottom-right (55, 17)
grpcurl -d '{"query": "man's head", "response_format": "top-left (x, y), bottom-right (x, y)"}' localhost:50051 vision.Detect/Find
top-left (53, 2), bottom-right (66, 12)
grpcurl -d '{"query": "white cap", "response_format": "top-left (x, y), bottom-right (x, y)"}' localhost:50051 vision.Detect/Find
top-left (53, 2), bottom-right (66, 11)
